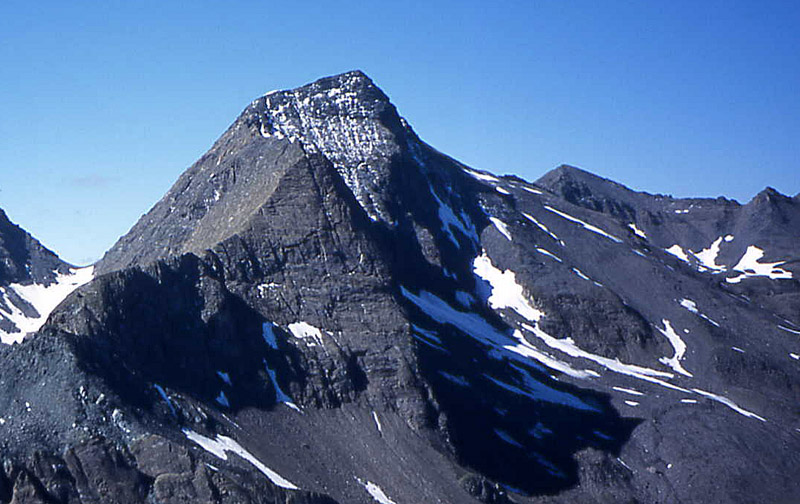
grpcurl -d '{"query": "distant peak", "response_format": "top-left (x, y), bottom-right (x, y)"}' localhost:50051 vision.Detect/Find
top-left (318, 69), bottom-right (372, 85)
top-left (760, 186), bottom-right (782, 197)
top-left (749, 186), bottom-right (790, 205)
top-left (259, 69), bottom-right (386, 105)
top-left (553, 164), bottom-right (592, 176)
top-left (536, 164), bottom-right (620, 189)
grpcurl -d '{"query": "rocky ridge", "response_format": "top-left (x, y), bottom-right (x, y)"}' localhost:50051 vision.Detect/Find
top-left (0, 209), bottom-right (93, 343)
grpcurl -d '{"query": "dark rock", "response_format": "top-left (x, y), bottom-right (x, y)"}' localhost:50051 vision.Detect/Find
top-left (460, 474), bottom-right (511, 504)
top-left (63, 438), bottom-right (148, 504)
top-left (130, 435), bottom-right (193, 478)
top-left (9, 470), bottom-right (50, 504)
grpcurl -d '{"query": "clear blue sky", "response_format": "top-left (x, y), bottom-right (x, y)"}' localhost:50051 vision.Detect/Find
top-left (1, 1), bottom-right (798, 265)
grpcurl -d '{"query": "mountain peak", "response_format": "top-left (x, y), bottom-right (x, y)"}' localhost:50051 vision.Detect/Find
top-left (534, 164), bottom-right (646, 219)
top-left (243, 70), bottom-right (410, 223)
top-left (0, 208), bottom-right (71, 284)
top-left (538, 164), bottom-right (620, 188)
top-left (259, 69), bottom-right (386, 106)
top-left (750, 186), bottom-right (788, 203)
top-left (98, 71), bottom-right (423, 274)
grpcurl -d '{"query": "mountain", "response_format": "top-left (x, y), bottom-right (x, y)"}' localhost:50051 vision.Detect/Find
top-left (0, 209), bottom-right (93, 344)
top-left (0, 70), bottom-right (798, 504)
top-left (536, 165), bottom-right (800, 321)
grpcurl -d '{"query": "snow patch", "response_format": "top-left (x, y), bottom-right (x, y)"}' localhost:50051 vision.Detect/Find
top-left (262, 322), bottom-right (279, 349)
top-left (429, 185), bottom-right (478, 247)
top-left (411, 332), bottom-right (449, 353)
top-left (572, 268), bottom-right (591, 281)
top-left (494, 429), bottom-right (524, 448)
top-left (536, 248), bottom-right (562, 262)
top-left (543, 205), bottom-right (622, 243)
top-left (779, 325), bottom-right (800, 336)
top-left (464, 168), bottom-right (500, 183)
top-left (530, 422), bottom-right (553, 439)
top-left (153, 384), bottom-right (177, 416)
top-left (726, 246), bottom-right (793, 283)
top-left (473, 252), bottom-right (542, 322)
top-left (411, 324), bottom-right (446, 348)
top-left (522, 212), bottom-right (562, 244)
top-left (694, 237), bottom-right (727, 272)
top-left (455, 290), bottom-right (474, 307)
top-left (657, 320), bottom-right (692, 377)
top-left (613, 386), bottom-right (644, 396)
top-left (215, 391), bottom-right (230, 408)
top-left (439, 371), bottom-right (469, 386)
top-left (0, 266), bottom-right (94, 344)
top-left (679, 298), bottom-right (698, 313)
top-left (357, 479), bottom-right (397, 504)
top-left (485, 372), bottom-right (599, 412)
top-left (678, 298), bottom-right (719, 327)
top-left (411, 327), bottom-right (448, 352)
top-left (666, 236), bottom-right (752, 276)
top-left (263, 359), bottom-right (301, 412)
top-left (183, 430), bottom-right (298, 489)
top-left (401, 287), bottom-right (595, 379)
top-left (665, 245), bottom-right (691, 263)
top-left (520, 323), bottom-right (676, 382)
top-left (216, 371), bottom-right (232, 386)
top-left (372, 411), bottom-right (383, 433)
top-left (489, 217), bottom-right (513, 241)
top-left (691, 388), bottom-right (766, 422)
top-left (628, 223), bottom-right (647, 239)
top-left (287, 322), bottom-right (324, 347)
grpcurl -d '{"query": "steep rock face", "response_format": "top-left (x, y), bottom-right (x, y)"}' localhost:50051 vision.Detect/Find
top-left (0, 209), bottom-right (93, 343)
top-left (0, 209), bottom-right (70, 284)
top-left (0, 72), bottom-right (798, 504)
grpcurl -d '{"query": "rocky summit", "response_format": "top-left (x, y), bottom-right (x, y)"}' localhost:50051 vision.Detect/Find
top-left (0, 70), bottom-right (798, 504)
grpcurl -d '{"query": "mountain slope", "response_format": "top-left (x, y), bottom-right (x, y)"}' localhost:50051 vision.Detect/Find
top-left (0, 209), bottom-right (93, 343)
top-left (0, 71), bottom-right (798, 504)
top-left (537, 164), bottom-right (800, 321)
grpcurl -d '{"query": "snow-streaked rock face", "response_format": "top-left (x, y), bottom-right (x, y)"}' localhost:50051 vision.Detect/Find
top-left (473, 251), bottom-right (542, 322)
top-left (183, 429), bottom-right (298, 489)
top-left (0, 208), bottom-right (93, 343)
top-left (0, 266), bottom-right (94, 343)
top-left (252, 70), bottom-right (406, 223)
